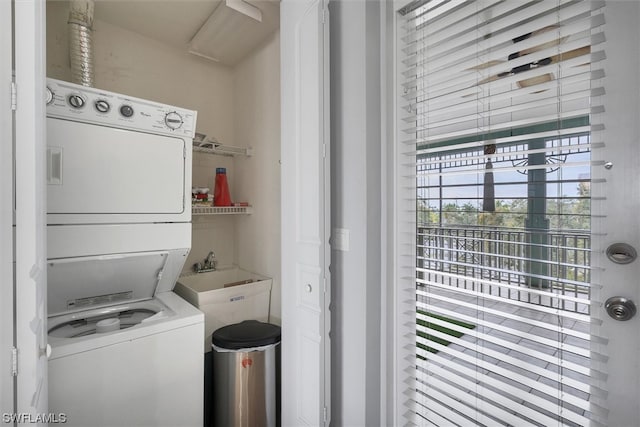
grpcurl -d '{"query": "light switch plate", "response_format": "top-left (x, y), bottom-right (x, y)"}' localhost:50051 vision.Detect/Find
top-left (333, 228), bottom-right (350, 251)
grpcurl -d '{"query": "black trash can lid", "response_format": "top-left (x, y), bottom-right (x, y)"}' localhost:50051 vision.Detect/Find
top-left (212, 320), bottom-right (281, 350)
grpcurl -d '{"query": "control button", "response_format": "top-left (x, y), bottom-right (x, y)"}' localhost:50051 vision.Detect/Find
top-left (46, 87), bottom-right (54, 105)
top-left (68, 94), bottom-right (85, 109)
top-left (164, 111), bottom-right (184, 130)
top-left (94, 99), bottom-right (110, 113)
top-left (120, 104), bottom-right (134, 118)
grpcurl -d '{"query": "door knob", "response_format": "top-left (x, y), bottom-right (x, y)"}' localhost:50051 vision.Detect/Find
top-left (606, 243), bottom-right (637, 264)
top-left (605, 297), bottom-right (636, 321)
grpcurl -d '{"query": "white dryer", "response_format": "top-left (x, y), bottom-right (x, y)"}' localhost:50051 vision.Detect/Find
top-left (46, 79), bottom-right (203, 427)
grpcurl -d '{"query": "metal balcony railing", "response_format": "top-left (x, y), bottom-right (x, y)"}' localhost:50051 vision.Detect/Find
top-left (417, 225), bottom-right (591, 314)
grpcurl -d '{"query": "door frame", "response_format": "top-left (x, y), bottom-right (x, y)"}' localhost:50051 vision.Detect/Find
top-left (13, 0), bottom-right (48, 416)
top-left (1, 0), bottom-right (15, 416)
top-left (383, 0), bottom-right (402, 425)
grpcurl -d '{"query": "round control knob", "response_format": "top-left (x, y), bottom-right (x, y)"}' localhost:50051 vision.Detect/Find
top-left (46, 87), bottom-right (54, 105)
top-left (120, 104), bottom-right (134, 118)
top-left (94, 99), bottom-right (110, 113)
top-left (68, 94), bottom-right (85, 109)
top-left (164, 111), bottom-right (184, 130)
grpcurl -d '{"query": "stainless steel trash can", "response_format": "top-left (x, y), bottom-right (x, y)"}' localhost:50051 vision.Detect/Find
top-left (212, 320), bottom-right (281, 427)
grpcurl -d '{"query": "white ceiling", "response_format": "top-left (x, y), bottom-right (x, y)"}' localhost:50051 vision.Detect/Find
top-left (93, 0), bottom-right (279, 66)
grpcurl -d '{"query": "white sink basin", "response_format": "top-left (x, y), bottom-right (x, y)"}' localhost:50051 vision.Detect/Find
top-left (174, 267), bottom-right (272, 352)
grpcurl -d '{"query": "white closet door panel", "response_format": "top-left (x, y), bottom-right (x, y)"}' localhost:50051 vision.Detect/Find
top-left (281, 0), bottom-right (331, 425)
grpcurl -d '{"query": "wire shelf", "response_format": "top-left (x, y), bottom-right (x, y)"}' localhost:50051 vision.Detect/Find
top-left (192, 205), bottom-right (253, 215)
top-left (192, 133), bottom-right (253, 157)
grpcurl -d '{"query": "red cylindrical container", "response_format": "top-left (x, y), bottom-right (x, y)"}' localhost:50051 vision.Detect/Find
top-left (214, 167), bottom-right (232, 206)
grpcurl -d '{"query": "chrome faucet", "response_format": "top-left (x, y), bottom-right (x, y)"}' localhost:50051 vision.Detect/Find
top-left (194, 251), bottom-right (217, 273)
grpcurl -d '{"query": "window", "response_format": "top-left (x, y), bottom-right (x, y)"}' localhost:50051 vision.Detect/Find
top-left (417, 129), bottom-right (592, 310)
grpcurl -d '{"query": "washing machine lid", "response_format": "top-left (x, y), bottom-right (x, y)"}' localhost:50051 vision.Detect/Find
top-left (48, 251), bottom-right (170, 317)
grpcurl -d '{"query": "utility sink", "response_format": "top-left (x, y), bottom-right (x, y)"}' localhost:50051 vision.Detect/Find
top-left (174, 267), bottom-right (272, 352)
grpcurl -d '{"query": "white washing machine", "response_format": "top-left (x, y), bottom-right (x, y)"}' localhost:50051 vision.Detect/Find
top-left (46, 78), bottom-right (203, 427)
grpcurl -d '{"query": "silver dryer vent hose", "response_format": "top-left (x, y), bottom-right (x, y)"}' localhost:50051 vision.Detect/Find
top-left (68, 0), bottom-right (94, 87)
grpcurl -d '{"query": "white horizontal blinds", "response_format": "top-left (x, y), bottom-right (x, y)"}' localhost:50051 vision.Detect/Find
top-left (398, 0), bottom-right (606, 426)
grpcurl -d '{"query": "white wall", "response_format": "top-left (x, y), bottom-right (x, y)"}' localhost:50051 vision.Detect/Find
top-left (330, 0), bottom-right (383, 424)
top-left (233, 31), bottom-right (282, 324)
top-left (46, 1), bottom-right (235, 142)
top-left (191, 153), bottom-right (236, 270)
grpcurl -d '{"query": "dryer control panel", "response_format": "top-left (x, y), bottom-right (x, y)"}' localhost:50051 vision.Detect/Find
top-left (46, 78), bottom-right (197, 138)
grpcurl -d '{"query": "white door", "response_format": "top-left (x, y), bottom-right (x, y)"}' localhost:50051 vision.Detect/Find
top-left (397, 1), bottom-right (640, 426)
top-left (0, 0), bottom-right (15, 415)
top-left (596, 2), bottom-right (640, 424)
top-left (13, 0), bottom-right (48, 419)
top-left (281, 0), bottom-right (331, 425)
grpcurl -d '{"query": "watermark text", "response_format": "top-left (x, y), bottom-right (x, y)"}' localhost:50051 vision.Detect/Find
top-left (2, 413), bottom-right (67, 424)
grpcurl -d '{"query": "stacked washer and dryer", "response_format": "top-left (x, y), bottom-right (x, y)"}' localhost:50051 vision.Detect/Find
top-left (45, 78), bottom-right (204, 426)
